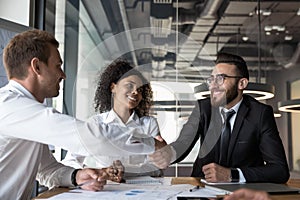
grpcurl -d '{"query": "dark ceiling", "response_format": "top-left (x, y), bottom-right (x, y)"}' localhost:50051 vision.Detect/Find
top-left (78, 0), bottom-right (300, 83)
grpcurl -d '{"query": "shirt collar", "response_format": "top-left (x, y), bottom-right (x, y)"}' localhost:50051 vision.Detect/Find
top-left (219, 98), bottom-right (243, 114)
top-left (8, 80), bottom-right (37, 100)
top-left (104, 109), bottom-right (140, 125)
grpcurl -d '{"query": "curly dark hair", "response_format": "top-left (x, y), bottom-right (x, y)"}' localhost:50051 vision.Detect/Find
top-left (94, 60), bottom-right (153, 117)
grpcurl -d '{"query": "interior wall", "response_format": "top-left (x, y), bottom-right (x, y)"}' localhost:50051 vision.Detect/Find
top-left (291, 80), bottom-right (300, 171)
top-left (267, 64), bottom-right (300, 171)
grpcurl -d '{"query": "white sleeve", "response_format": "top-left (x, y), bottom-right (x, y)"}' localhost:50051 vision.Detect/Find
top-left (36, 145), bottom-right (74, 188)
top-left (0, 94), bottom-right (155, 156)
top-left (148, 117), bottom-right (160, 137)
top-left (60, 152), bottom-right (86, 169)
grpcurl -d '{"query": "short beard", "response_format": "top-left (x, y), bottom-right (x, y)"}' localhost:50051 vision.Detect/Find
top-left (226, 82), bottom-right (239, 105)
top-left (210, 83), bottom-right (239, 107)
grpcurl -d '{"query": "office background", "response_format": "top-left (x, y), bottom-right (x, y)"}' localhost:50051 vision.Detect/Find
top-left (0, 0), bottom-right (299, 178)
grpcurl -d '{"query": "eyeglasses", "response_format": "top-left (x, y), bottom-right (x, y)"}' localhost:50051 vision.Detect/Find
top-left (206, 74), bottom-right (243, 86)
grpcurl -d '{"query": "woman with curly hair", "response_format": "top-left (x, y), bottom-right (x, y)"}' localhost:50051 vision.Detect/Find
top-left (94, 60), bottom-right (153, 119)
top-left (62, 60), bottom-right (164, 177)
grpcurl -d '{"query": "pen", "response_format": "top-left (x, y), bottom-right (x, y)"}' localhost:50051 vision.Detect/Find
top-left (189, 185), bottom-right (200, 192)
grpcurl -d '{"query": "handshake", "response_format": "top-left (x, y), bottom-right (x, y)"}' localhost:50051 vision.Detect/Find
top-left (75, 138), bottom-right (173, 192)
top-left (151, 137), bottom-right (173, 169)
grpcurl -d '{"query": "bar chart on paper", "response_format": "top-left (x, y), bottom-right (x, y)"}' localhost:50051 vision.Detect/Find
top-left (39, 183), bottom-right (192, 200)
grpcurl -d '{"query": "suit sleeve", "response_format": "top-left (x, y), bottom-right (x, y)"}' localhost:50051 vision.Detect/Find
top-left (240, 105), bottom-right (290, 183)
top-left (170, 100), bottom-right (202, 163)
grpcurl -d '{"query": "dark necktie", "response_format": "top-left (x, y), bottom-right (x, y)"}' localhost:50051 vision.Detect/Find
top-left (219, 109), bottom-right (235, 166)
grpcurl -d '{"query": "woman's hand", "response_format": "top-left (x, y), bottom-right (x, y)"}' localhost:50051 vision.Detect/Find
top-left (104, 160), bottom-right (124, 183)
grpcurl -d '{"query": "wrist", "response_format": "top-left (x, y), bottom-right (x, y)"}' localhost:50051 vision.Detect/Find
top-left (71, 169), bottom-right (80, 186)
top-left (230, 168), bottom-right (239, 182)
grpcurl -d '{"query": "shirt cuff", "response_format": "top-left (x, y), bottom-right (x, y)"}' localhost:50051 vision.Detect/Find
top-left (237, 168), bottom-right (246, 183)
top-left (61, 167), bottom-right (75, 187)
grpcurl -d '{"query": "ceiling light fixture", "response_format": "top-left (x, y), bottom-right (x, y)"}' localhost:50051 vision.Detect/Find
top-left (242, 36), bottom-right (249, 41)
top-left (256, 9), bottom-right (271, 16)
top-left (278, 99), bottom-right (300, 113)
top-left (264, 25), bottom-right (285, 32)
top-left (274, 112), bottom-right (282, 118)
top-left (284, 35), bottom-right (293, 41)
top-left (194, 82), bottom-right (275, 101)
top-left (264, 26), bottom-right (272, 32)
top-left (262, 10), bottom-right (271, 16)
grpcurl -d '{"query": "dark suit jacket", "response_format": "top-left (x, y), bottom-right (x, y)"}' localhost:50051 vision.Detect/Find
top-left (171, 94), bottom-right (290, 183)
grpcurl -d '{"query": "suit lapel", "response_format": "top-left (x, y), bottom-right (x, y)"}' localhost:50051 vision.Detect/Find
top-left (227, 98), bottom-right (249, 162)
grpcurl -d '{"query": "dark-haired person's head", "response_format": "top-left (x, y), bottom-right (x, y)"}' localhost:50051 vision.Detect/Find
top-left (209, 52), bottom-right (249, 108)
top-left (215, 52), bottom-right (249, 80)
top-left (94, 60), bottom-right (153, 117)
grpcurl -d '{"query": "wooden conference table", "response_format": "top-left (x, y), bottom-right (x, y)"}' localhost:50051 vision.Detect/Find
top-left (35, 177), bottom-right (300, 200)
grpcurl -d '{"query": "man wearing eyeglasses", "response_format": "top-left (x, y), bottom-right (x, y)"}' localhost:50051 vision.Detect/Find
top-left (150, 52), bottom-right (289, 184)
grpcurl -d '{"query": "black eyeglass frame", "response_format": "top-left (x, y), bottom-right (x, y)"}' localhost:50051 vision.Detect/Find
top-left (206, 74), bottom-right (243, 86)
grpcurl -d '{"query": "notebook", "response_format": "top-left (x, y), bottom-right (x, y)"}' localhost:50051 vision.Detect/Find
top-left (210, 182), bottom-right (300, 195)
top-left (124, 176), bottom-right (161, 184)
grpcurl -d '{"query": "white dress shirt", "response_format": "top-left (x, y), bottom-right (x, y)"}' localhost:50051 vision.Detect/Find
top-left (62, 110), bottom-right (161, 175)
top-left (0, 80), bottom-right (155, 199)
top-left (219, 100), bottom-right (246, 183)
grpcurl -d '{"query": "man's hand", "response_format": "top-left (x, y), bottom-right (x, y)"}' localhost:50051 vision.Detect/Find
top-left (154, 138), bottom-right (167, 150)
top-left (104, 160), bottom-right (124, 183)
top-left (202, 163), bottom-right (231, 182)
top-left (224, 188), bottom-right (272, 200)
top-left (76, 168), bottom-right (107, 191)
top-left (148, 145), bottom-right (173, 169)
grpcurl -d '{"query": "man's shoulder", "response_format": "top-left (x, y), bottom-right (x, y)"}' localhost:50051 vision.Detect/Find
top-left (197, 98), bottom-right (212, 109)
top-left (198, 97), bottom-right (211, 105)
top-left (243, 94), bottom-right (272, 109)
